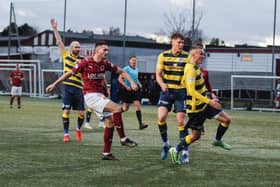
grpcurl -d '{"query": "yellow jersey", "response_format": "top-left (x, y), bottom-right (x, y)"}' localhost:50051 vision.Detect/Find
top-left (61, 49), bottom-right (83, 89)
top-left (156, 50), bottom-right (190, 89)
top-left (182, 62), bottom-right (210, 113)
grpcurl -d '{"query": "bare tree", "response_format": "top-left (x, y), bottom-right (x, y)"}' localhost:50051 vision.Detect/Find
top-left (102, 26), bottom-right (121, 36)
top-left (161, 9), bottom-right (204, 45)
top-left (1, 22), bottom-right (37, 36)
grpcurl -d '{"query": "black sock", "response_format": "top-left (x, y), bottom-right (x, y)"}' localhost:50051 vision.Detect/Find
top-left (215, 123), bottom-right (228, 141)
top-left (86, 110), bottom-right (92, 123)
top-left (63, 117), bottom-right (69, 134)
top-left (77, 115), bottom-right (84, 130)
top-left (158, 123), bottom-right (168, 143)
top-left (136, 110), bottom-right (142, 125)
top-left (179, 127), bottom-right (189, 141)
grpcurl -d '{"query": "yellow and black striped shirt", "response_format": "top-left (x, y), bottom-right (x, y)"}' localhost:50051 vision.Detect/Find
top-left (182, 63), bottom-right (210, 113)
top-left (61, 49), bottom-right (83, 89)
top-left (156, 50), bottom-right (190, 89)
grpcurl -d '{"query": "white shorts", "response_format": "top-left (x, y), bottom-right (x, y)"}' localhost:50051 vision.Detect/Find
top-left (84, 92), bottom-right (113, 119)
top-left (11, 86), bottom-right (22, 96)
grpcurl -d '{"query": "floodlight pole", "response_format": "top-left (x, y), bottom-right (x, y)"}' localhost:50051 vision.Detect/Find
top-left (191, 0), bottom-right (196, 45)
top-left (122, 0), bottom-right (127, 67)
top-left (8, 2), bottom-right (12, 59)
top-left (63, 0), bottom-right (67, 42)
top-left (272, 0), bottom-right (277, 76)
top-left (271, 0), bottom-right (278, 106)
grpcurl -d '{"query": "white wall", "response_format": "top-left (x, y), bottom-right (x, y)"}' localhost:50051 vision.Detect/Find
top-left (204, 52), bottom-right (279, 73)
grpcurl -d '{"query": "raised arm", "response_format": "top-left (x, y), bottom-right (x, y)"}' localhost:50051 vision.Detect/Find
top-left (50, 18), bottom-right (65, 53)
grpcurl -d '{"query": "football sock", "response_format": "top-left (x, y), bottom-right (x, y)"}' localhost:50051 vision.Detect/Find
top-left (10, 96), bottom-right (14, 106)
top-left (182, 148), bottom-right (189, 155)
top-left (136, 110), bottom-right (142, 125)
top-left (158, 121), bottom-right (168, 144)
top-left (215, 123), bottom-right (228, 141)
top-left (113, 112), bottom-right (126, 139)
top-left (76, 114), bottom-right (84, 130)
top-left (179, 125), bottom-right (188, 140)
top-left (17, 97), bottom-right (21, 106)
top-left (104, 127), bottom-right (114, 153)
top-left (62, 113), bottom-right (69, 134)
top-left (85, 108), bottom-right (92, 123)
top-left (176, 135), bottom-right (191, 152)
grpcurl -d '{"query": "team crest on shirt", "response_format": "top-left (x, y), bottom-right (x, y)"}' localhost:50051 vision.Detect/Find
top-left (188, 77), bottom-right (195, 82)
top-left (178, 58), bottom-right (186, 62)
top-left (100, 65), bottom-right (105, 71)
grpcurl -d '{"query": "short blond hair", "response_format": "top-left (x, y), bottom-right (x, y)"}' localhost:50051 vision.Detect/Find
top-left (70, 41), bottom-right (80, 48)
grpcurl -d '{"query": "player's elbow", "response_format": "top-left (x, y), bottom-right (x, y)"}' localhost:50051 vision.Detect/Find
top-left (188, 89), bottom-right (196, 96)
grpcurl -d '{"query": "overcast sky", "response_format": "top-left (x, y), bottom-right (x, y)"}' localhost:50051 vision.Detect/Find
top-left (0, 0), bottom-right (279, 46)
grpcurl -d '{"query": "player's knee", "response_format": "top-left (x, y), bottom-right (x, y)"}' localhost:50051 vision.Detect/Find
top-left (158, 114), bottom-right (167, 123)
top-left (224, 117), bottom-right (231, 126)
top-left (105, 118), bottom-right (114, 128)
top-left (113, 105), bottom-right (122, 113)
top-left (78, 111), bottom-right (84, 116)
top-left (158, 117), bottom-right (166, 124)
top-left (177, 118), bottom-right (185, 125)
top-left (122, 105), bottom-right (129, 112)
top-left (191, 134), bottom-right (200, 142)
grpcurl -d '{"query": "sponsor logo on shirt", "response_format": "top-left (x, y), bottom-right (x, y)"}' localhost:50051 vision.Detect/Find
top-left (87, 73), bottom-right (105, 80)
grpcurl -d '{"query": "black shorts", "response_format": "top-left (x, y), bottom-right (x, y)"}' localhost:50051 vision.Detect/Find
top-left (119, 87), bottom-right (141, 104)
top-left (186, 105), bottom-right (222, 130)
top-left (157, 89), bottom-right (186, 113)
top-left (62, 84), bottom-right (85, 110)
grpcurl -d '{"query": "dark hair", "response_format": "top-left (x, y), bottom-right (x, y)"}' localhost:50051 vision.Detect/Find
top-left (129, 55), bottom-right (136, 60)
top-left (170, 32), bottom-right (184, 40)
top-left (95, 41), bottom-right (108, 48)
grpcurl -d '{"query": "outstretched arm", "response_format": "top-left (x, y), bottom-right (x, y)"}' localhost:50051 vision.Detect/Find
top-left (46, 72), bottom-right (72, 93)
top-left (50, 18), bottom-right (65, 53)
top-left (186, 69), bottom-right (220, 110)
top-left (118, 73), bottom-right (131, 91)
top-left (116, 67), bottom-right (137, 91)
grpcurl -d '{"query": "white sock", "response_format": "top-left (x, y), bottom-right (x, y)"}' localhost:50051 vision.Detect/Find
top-left (164, 140), bottom-right (170, 147)
top-left (182, 150), bottom-right (188, 155)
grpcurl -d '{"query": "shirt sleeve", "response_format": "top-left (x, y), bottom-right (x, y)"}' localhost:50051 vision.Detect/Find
top-left (201, 68), bottom-right (213, 93)
top-left (72, 59), bottom-right (85, 74)
top-left (105, 61), bottom-right (118, 73)
top-left (156, 53), bottom-right (164, 70)
top-left (186, 66), bottom-right (210, 104)
top-left (123, 66), bottom-right (129, 73)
